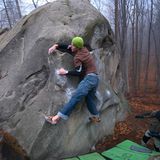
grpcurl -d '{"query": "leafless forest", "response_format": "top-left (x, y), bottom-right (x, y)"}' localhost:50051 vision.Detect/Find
top-left (1, 0), bottom-right (160, 96)
top-left (113, 0), bottom-right (160, 95)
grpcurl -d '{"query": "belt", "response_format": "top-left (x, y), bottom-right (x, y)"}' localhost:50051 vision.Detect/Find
top-left (87, 73), bottom-right (98, 76)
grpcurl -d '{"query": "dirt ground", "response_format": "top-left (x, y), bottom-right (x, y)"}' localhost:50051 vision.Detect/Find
top-left (96, 93), bottom-right (160, 152)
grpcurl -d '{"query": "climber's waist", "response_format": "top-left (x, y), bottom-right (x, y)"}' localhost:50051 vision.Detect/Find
top-left (87, 73), bottom-right (98, 76)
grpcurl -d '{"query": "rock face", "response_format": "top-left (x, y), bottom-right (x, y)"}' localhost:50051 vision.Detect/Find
top-left (0, 0), bottom-right (128, 159)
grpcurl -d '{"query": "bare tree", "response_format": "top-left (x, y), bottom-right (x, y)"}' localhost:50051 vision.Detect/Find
top-left (15, 0), bottom-right (22, 18)
top-left (119, 0), bottom-right (129, 92)
top-left (136, 0), bottom-right (145, 90)
top-left (32, 0), bottom-right (37, 8)
top-left (2, 0), bottom-right (12, 28)
top-left (1, 0), bottom-right (23, 28)
top-left (144, 0), bottom-right (153, 91)
top-left (114, 0), bottom-right (118, 42)
top-left (31, 0), bottom-right (46, 8)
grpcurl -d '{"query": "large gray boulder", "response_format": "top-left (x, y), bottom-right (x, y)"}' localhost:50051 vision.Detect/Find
top-left (0, 0), bottom-right (128, 159)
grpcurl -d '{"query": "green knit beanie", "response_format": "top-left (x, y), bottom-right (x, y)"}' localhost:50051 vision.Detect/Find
top-left (71, 36), bottom-right (84, 49)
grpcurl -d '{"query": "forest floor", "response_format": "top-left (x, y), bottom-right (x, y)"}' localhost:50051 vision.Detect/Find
top-left (96, 93), bottom-right (160, 152)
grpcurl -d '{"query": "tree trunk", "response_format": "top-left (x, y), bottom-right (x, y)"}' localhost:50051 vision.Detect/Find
top-left (135, 0), bottom-right (139, 94)
top-left (32, 0), bottom-right (37, 8)
top-left (144, 0), bottom-right (153, 92)
top-left (15, 0), bottom-right (22, 18)
top-left (115, 0), bottom-right (119, 42)
top-left (130, 0), bottom-right (136, 94)
top-left (137, 0), bottom-right (145, 91)
top-left (2, 0), bottom-right (12, 28)
top-left (152, 29), bottom-right (160, 92)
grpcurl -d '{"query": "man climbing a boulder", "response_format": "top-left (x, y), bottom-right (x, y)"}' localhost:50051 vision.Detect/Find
top-left (46, 36), bottom-right (100, 124)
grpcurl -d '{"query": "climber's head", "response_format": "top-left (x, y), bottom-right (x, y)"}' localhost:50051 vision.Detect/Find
top-left (71, 36), bottom-right (84, 52)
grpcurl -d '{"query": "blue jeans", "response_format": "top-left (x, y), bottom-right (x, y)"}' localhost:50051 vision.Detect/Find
top-left (57, 74), bottom-right (99, 120)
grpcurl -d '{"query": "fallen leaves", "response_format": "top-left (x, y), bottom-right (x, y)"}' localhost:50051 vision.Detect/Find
top-left (96, 94), bottom-right (160, 152)
top-left (115, 122), bottom-right (132, 135)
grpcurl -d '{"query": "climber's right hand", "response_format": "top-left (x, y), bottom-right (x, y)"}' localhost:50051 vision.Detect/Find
top-left (48, 44), bottom-right (58, 55)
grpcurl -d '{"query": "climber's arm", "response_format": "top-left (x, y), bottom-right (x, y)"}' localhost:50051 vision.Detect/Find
top-left (48, 43), bottom-right (72, 55)
top-left (58, 65), bottom-right (83, 76)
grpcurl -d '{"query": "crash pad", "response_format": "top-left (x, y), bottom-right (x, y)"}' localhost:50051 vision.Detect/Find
top-left (102, 140), bottom-right (160, 160)
top-left (102, 146), bottom-right (150, 160)
top-left (117, 140), bottom-right (160, 156)
top-left (78, 152), bottom-right (106, 160)
top-left (63, 158), bottom-right (79, 160)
